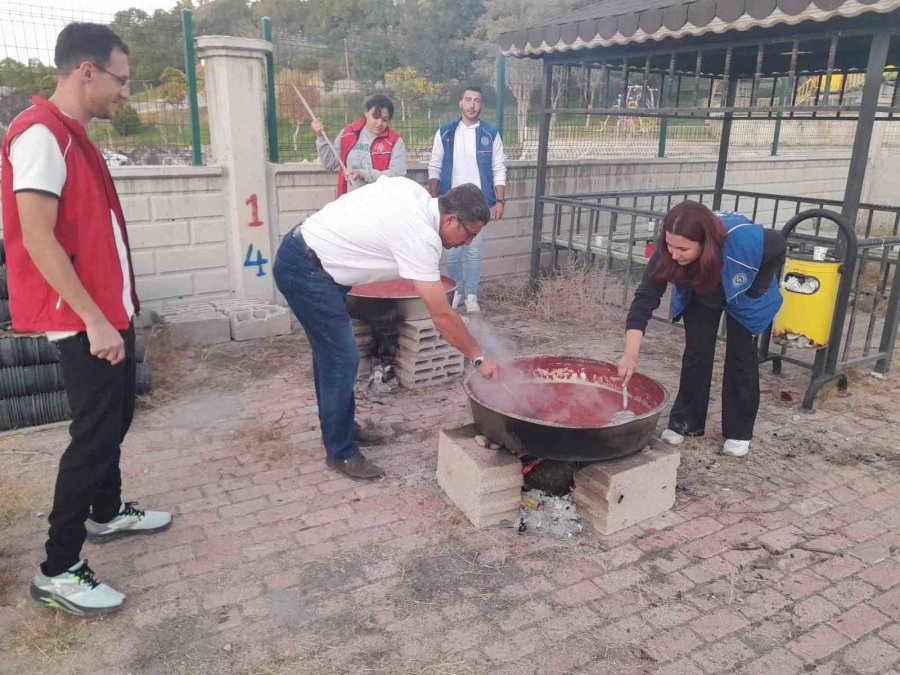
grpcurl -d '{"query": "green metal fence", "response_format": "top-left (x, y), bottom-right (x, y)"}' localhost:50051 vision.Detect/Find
top-left (0, 2), bottom-right (205, 166)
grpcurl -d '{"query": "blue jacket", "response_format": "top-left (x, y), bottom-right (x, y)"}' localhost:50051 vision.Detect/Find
top-left (437, 118), bottom-right (498, 207)
top-left (670, 211), bottom-right (783, 335)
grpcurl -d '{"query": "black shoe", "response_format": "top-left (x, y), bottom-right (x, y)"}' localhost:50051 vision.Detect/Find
top-left (326, 453), bottom-right (385, 481)
top-left (354, 421), bottom-right (385, 446)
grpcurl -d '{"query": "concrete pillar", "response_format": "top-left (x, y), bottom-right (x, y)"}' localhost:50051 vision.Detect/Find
top-left (196, 36), bottom-right (275, 301)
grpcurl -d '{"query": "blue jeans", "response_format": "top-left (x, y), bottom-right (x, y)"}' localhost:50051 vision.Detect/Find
top-left (446, 229), bottom-right (484, 296)
top-left (273, 229), bottom-right (359, 461)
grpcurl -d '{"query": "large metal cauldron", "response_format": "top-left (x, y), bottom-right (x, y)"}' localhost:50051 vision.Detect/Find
top-left (464, 355), bottom-right (668, 462)
top-left (346, 276), bottom-right (457, 321)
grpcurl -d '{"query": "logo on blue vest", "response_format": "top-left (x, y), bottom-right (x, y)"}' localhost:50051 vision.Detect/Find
top-left (480, 136), bottom-right (489, 146)
top-left (732, 272), bottom-right (748, 287)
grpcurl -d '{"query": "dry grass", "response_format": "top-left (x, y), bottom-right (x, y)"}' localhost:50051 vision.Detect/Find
top-left (0, 469), bottom-right (49, 529)
top-left (481, 260), bottom-right (627, 327)
top-left (11, 609), bottom-right (89, 672)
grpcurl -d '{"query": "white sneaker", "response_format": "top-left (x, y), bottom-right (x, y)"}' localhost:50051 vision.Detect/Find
top-left (723, 439), bottom-right (750, 457)
top-left (451, 291), bottom-right (462, 310)
top-left (31, 560), bottom-right (125, 616)
top-left (465, 294), bottom-right (481, 313)
top-left (660, 429), bottom-right (684, 446)
top-left (85, 502), bottom-right (172, 544)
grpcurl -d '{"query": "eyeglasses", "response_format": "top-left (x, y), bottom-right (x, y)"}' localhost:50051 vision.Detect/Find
top-left (458, 219), bottom-right (478, 244)
top-left (88, 62), bottom-right (129, 88)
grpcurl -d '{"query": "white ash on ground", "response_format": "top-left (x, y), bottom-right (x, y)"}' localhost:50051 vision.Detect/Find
top-left (515, 489), bottom-right (582, 538)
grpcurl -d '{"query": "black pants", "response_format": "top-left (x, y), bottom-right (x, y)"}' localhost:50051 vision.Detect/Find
top-left (43, 326), bottom-right (136, 576)
top-left (668, 301), bottom-right (759, 441)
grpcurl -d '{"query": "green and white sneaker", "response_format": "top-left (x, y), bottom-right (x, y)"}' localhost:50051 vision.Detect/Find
top-left (85, 502), bottom-right (172, 544)
top-left (31, 560), bottom-right (125, 616)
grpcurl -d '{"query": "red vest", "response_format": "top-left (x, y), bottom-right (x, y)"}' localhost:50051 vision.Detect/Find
top-left (336, 117), bottom-right (401, 197)
top-left (1, 97), bottom-right (139, 332)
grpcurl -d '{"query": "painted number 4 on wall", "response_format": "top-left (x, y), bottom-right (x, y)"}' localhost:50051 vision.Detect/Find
top-left (244, 244), bottom-right (269, 277)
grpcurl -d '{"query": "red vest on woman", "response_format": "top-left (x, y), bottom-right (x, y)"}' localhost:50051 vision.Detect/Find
top-left (1, 97), bottom-right (138, 332)
top-left (336, 117), bottom-right (401, 197)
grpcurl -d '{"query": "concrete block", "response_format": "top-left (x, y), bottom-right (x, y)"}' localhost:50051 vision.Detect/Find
top-left (228, 305), bottom-right (291, 341)
top-left (210, 298), bottom-right (268, 312)
top-left (155, 245), bottom-right (227, 273)
top-left (151, 193), bottom-right (224, 220)
top-left (120, 196), bottom-right (151, 223)
top-left (572, 442), bottom-right (680, 535)
top-left (189, 219), bottom-right (226, 244)
top-left (130, 251), bottom-right (155, 276)
top-left (137, 274), bottom-right (194, 302)
top-left (437, 424), bottom-right (523, 528)
top-left (193, 270), bottom-right (231, 295)
top-left (129, 223), bottom-right (190, 249)
top-left (156, 313), bottom-right (231, 348)
top-left (153, 302), bottom-right (217, 320)
top-left (398, 318), bottom-right (442, 345)
top-left (394, 317), bottom-right (463, 388)
top-left (396, 353), bottom-right (464, 389)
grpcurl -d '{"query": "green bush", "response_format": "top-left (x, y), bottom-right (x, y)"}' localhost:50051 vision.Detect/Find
top-left (112, 102), bottom-right (142, 136)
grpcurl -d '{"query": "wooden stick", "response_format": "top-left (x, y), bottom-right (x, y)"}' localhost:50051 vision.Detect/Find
top-left (289, 83), bottom-right (350, 175)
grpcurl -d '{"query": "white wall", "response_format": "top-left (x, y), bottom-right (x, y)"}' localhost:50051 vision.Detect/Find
top-left (0, 154), bottom-right (867, 318)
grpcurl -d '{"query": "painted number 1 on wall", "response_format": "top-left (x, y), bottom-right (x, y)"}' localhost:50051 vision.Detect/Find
top-left (246, 194), bottom-right (264, 227)
top-left (244, 244), bottom-right (269, 277)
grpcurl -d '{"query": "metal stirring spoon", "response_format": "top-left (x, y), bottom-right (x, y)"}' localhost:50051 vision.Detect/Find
top-left (610, 384), bottom-right (636, 423)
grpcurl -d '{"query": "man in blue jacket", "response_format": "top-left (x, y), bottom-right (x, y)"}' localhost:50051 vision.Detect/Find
top-left (428, 87), bottom-right (507, 314)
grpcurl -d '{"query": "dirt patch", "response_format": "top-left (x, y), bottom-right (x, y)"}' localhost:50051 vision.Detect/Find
top-left (146, 329), bottom-right (310, 400)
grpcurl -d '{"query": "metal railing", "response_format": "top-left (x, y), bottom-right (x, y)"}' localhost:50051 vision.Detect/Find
top-left (533, 188), bottom-right (900, 408)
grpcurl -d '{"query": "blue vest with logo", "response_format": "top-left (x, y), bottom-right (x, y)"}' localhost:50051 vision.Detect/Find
top-left (670, 211), bottom-right (783, 335)
top-left (437, 118), bottom-right (498, 207)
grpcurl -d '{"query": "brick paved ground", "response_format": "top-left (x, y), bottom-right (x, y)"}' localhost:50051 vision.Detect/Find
top-left (0, 306), bottom-right (897, 674)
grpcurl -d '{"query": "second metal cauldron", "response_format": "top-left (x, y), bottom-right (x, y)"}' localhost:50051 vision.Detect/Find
top-left (346, 276), bottom-right (457, 322)
top-left (463, 355), bottom-right (668, 462)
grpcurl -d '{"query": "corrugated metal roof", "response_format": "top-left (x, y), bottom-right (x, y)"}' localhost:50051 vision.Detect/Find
top-left (499, 0), bottom-right (900, 58)
top-left (537, 0), bottom-right (693, 27)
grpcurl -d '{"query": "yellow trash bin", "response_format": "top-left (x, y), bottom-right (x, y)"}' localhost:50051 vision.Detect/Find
top-left (772, 255), bottom-right (841, 348)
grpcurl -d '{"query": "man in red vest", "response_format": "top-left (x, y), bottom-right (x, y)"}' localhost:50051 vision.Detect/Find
top-left (1, 23), bottom-right (171, 617)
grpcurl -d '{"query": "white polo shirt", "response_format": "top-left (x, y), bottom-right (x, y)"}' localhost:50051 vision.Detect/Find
top-left (301, 176), bottom-right (443, 287)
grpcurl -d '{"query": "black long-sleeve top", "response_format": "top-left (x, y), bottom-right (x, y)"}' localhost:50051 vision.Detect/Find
top-left (625, 228), bottom-right (787, 333)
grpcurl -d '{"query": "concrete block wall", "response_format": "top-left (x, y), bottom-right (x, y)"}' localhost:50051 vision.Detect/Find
top-left (113, 166), bottom-right (230, 319)
top-left (0, 155), bottom-right (860, 326)
top-left (269, 156), bottom-right (854, 287)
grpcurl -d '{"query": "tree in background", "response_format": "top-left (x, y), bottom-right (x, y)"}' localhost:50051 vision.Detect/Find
top-left (473, 0), bottom-right (592, 150)
top-left (194, 0), bottom-right (256, 37)
top-left (159, 67), bottom-right (188, 135)
top-left (274, 69), bottom-right (321, 151)
top-left (384, 66), bottom-right (442, 122)
top-left (112, 102), bottom-right (142, 136)
top-left (110, 8), bottom-right (184, 84)
top-left (397, 0), bottom-right (483, 85)
top-left (0, 58), bottom-right (57, 97)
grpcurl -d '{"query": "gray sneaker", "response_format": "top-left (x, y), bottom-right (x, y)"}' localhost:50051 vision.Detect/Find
top-left (31, 560), bottom-right (125, 616)
top-left (85, 502), bottom-right (172, 544)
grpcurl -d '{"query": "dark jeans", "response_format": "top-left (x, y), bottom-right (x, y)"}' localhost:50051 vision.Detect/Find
top-left (668, 301), bottom-right (759, 442)
top-left (273, 228), bottom-right (360, 462)
top-left (43, 325), bottom-right (135, 577)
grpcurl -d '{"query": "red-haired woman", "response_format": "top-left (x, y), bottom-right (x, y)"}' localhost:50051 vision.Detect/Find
top-left (618, 201), bottom-right (786, 457)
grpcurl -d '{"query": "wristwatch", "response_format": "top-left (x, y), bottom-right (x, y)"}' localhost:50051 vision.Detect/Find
top-left (496, 199), bottom-right (506, 204)
top-left (472, 355), bottom-right (485, 369)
